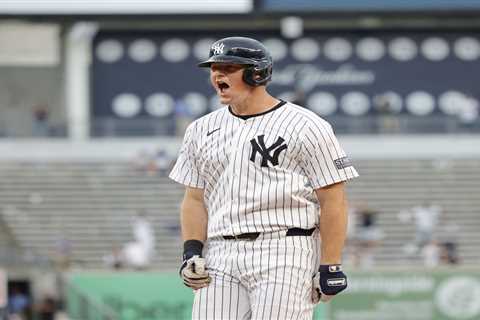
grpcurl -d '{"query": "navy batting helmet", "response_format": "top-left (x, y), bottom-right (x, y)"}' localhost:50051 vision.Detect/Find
top-left (198, 37), bottom-right (273, 87)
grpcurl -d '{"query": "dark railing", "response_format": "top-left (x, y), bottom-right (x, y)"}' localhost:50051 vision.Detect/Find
top-left (90, 114), bottom-right (480, 137)
top-left (1, 114), bottom-right (478, 138)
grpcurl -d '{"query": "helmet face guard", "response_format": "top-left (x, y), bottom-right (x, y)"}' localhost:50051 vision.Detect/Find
top-left (198, 37), bottom-right (273, 87)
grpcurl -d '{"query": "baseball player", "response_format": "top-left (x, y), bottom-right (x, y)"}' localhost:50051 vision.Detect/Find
top-left (169, 36), bottom-right (359, 320)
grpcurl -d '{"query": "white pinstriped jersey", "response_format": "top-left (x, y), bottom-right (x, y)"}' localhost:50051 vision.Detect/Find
top-left (169, 101), bottom-right (359, 238)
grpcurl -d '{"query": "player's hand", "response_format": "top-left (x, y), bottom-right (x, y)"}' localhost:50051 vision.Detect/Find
top-left (311, 264), bottom-right (347, 304)
top-left (180, 240), bottom-right (210, 290)
top-left (180, 254), bottom-right (211, 290)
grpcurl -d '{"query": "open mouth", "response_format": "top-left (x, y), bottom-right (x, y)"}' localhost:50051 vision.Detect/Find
top-left (217, 81), bottom-right (230, 93)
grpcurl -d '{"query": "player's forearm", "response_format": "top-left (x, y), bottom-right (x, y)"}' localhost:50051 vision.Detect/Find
top-left (181, 190), bottom-right (208, 242)
top-left (319, 190), bottom-right (348, 264)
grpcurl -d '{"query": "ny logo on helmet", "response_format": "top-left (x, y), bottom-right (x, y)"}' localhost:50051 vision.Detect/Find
top-left (250, 135), bottom-right (287, 168)
top-left (212, 42), bottom-right (224, 55)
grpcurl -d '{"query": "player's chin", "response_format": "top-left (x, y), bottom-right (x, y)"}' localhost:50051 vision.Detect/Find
top-left (218, 95), bottom-right (232, 105)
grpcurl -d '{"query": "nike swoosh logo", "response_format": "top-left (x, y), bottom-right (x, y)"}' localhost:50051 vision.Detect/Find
top-left (207, 128), bottom-right (220, 136)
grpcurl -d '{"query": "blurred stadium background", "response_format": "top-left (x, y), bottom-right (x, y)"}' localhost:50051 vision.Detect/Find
top-left (1, 0), bottom-right (480, 319)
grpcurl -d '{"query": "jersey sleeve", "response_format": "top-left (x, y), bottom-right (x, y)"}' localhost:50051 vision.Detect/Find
top-left (299, 119), bottom-right (358, 189)
top-left (169, 123), bottom-right (205, 189)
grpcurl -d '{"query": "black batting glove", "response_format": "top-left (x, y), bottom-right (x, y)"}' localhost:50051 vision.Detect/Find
top-left (311, 264), bottom-right (348, 303)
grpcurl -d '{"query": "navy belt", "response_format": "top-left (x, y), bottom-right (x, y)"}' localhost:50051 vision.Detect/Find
top-left (222, 227), bottom-right (316, 241)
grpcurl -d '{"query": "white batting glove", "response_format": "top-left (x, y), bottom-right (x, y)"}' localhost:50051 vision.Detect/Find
top-left (180, 255), bottom-right (211, 290)
top-left (311, 264), bottom-right (348, 304)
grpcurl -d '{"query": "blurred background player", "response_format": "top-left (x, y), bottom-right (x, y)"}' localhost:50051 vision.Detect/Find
top-left (122, 210), bottom-right (156, 270)
top-left (399, 202), bottom-right (441, 254)
top-left (350, 202), bottom-right (384, 269)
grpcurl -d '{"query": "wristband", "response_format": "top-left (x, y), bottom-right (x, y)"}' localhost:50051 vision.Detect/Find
top-left (183, 240), bottom-right (204, 260)
top-left (319, 264), bottom-right (342, 273)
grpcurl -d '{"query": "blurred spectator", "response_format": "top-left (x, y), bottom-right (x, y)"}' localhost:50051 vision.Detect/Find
top-left (123, 210), bottom-right (156, 270)
top-left (8, 286), bottom-right (29, 320)
top-left (457, 94), bottom-right (479, 127)
top-left (131, 148), bottom-right (172, 176)
top-left (32, 105), bottom-right (50, 137)
top-left (439, 223), bottom-right (461, 265)
top-left (52, 236), bottom-right (72, 271)
top-left (35, 296), bottom-right (56, 320)
top-left (352, 203), bottom-right (384, 268)
top-left (440, 242), bottom-right (460, 265)
top-left (153, 148), bottom-right (172, 176)
top-left (399, 202), bottom-right (441, 252)
top-left (132, 210), bottom-right (155, 257)
top-left (421, 239), bottom-right (441, 268)
top-left (103, 245), bottom-right (125, 270)
top-left (123, 242), bottom-right (150, 270)
top-left (131, 149), bottom-right (153, 173)
top-left (373, 93), bottom-right (401, 134)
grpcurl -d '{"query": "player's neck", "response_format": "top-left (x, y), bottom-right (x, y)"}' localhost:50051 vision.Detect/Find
top-left (230, 90), bottom-right (279, 116)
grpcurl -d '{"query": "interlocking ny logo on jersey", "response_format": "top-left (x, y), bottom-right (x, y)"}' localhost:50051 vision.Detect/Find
top-left (212, 42), bottom-right (224, 55)
top-left (250, 135), bottom-right (287, 167)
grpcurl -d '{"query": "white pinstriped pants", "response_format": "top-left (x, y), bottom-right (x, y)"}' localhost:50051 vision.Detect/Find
top-left (192, 232), bottom-right (320, 320)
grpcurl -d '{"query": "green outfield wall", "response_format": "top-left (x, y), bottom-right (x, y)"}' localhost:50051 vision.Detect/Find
top-left (67, 269), bottom-right (480, 320)
top-left (328, 269), bottom-right (480, 320)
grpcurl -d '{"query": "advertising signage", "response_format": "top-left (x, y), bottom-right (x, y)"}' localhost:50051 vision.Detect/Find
top-left (91, 31), bottom-right (480, 127)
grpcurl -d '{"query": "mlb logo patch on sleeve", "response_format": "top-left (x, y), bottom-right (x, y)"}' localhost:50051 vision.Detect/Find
top-left (334, 157), bottom-right (352, 170)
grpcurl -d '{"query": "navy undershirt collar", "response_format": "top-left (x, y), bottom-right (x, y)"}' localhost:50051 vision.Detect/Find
top-left (228, 100), bottom-right (286, 120)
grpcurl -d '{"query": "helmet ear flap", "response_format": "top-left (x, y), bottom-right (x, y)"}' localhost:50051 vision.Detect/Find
top-left (242, 66), bottom-right (257, 86)
top-left (243, 64), bottom-right (272, 86)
